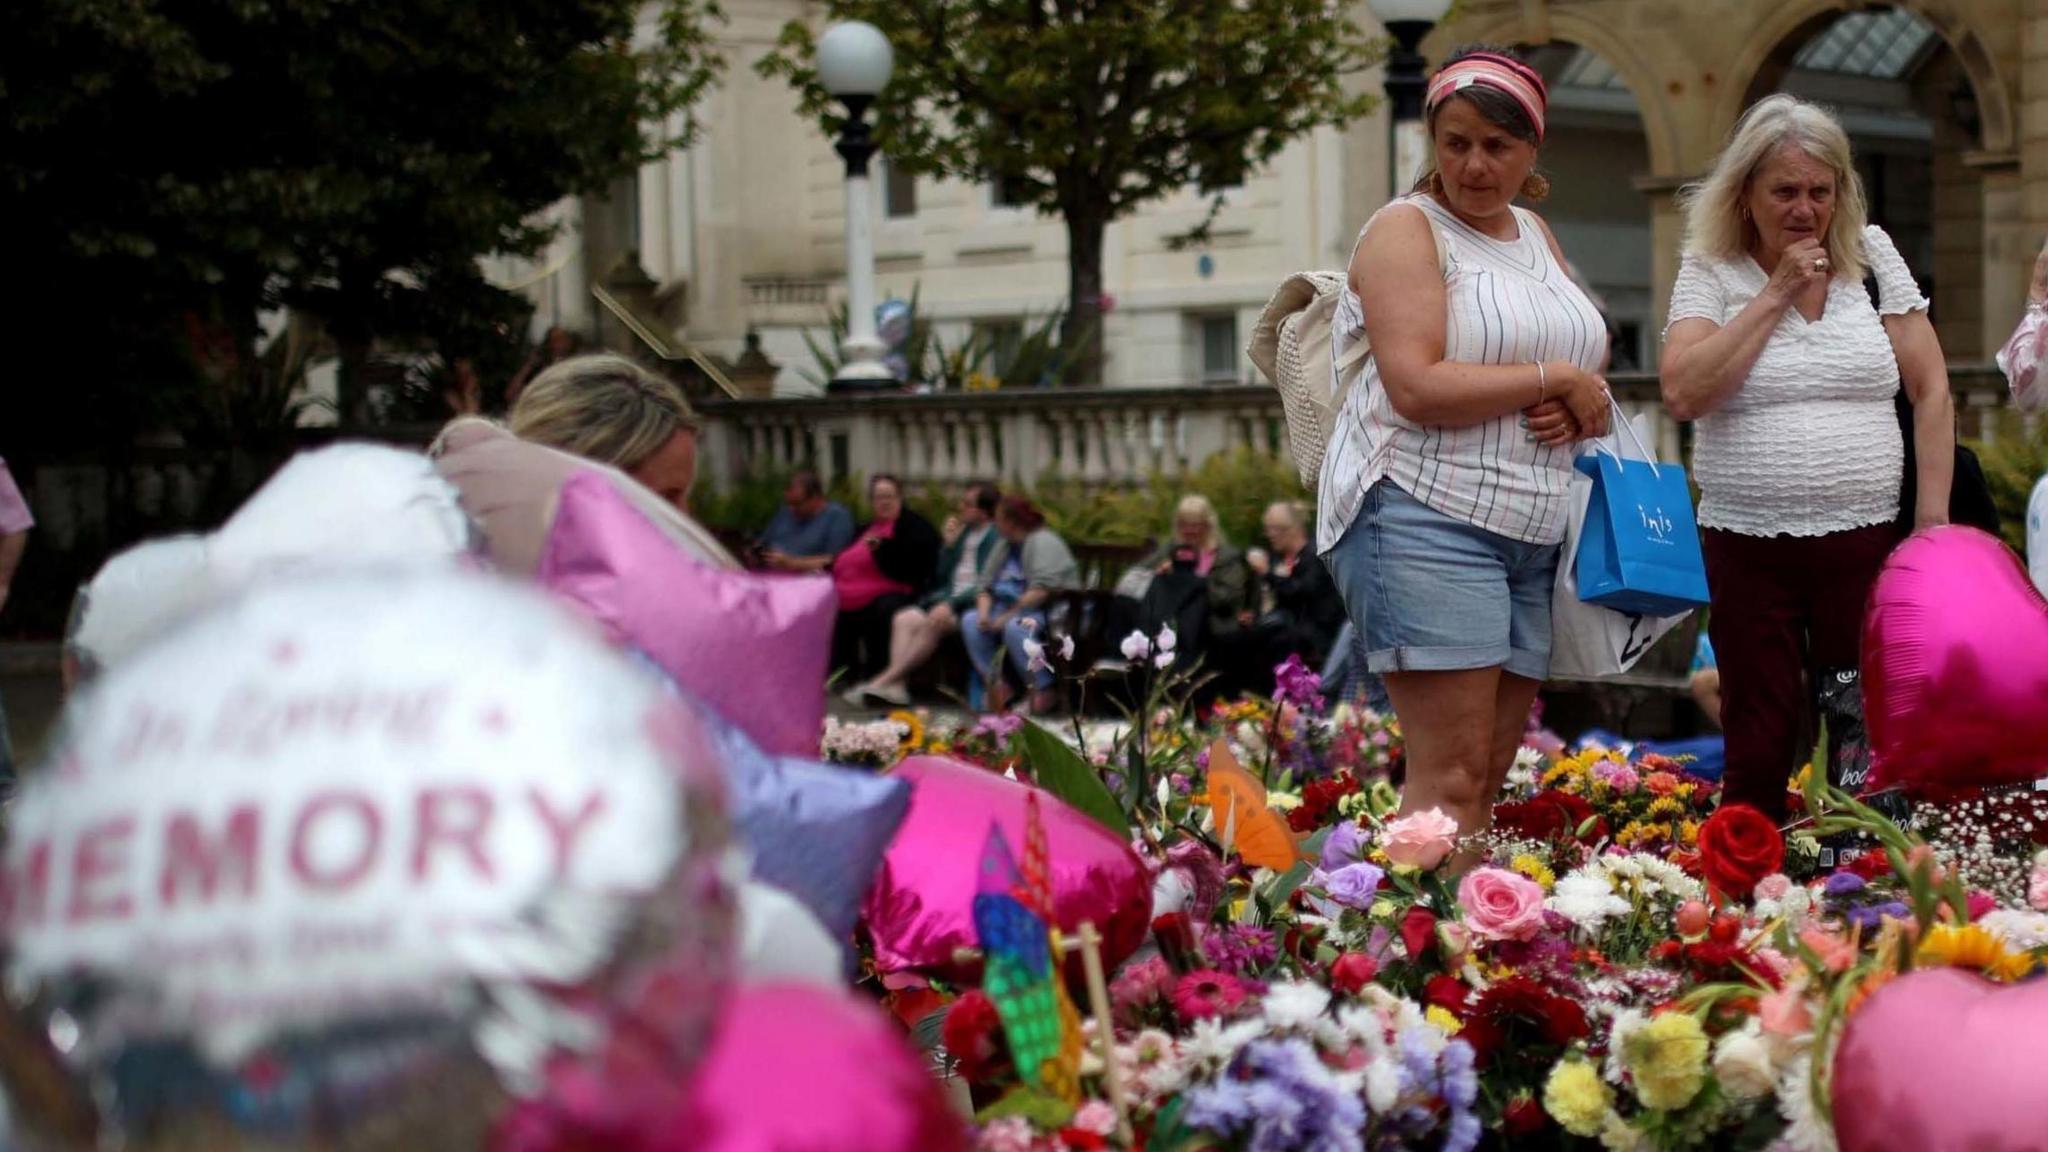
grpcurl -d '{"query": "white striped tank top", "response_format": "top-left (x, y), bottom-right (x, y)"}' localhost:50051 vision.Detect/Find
top-left (1315, 195), bottom-right (1608, 554)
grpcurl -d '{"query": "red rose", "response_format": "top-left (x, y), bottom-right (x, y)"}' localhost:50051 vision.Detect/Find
top-left (1458, 976), bottom-right (1587, 1066)
top-left (1709, 916), bottom-right (1742, 945)
top-left (1330, 952), bottom-right (1379, 995)
top-left (1697, 804), bottom-right (1785, 899)
top-left (942, 990), bottom-right (1009, 1083)
top-left (1493, 789), bottom-right (1605, 844)
top-left (1400, 906), bottom-right (1439, 963)
top-left (1423, 974), bottom-right (1471, 1017)
top-left (1504, 1095), bottom-right (1548, 1135)
top-left (1845, 849), bottom-right (1893, 881)
top-left (1057, 1130), bottom-right (1108, 1151)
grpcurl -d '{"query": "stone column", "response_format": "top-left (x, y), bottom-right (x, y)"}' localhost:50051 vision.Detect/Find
top-left (2022, 4), bottom-right (2048, 296)
top-left (1632, 174), bottom-right (1693, 362)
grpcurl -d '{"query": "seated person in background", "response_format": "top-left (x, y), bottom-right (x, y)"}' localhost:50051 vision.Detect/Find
top-left (508, 353), bottom-right (701, 512)
top-left (756, 468), bottom-right (855, 572)
top-left (1243, 501), bottom-right (1347, 685)
top-left (845, 480), bottom-right (1003, 707)
top-left (829, 475), bottom-right (939, 684)
top-left (1690, 631), bottom-right (1722, 728)
top-left (962, 497), bottom-right (1078, 714)
top-left (1136, 495), bottom-right (1253, 689)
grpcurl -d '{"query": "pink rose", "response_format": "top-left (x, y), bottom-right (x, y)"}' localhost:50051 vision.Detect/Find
top-left (1798, 926), bottom-right (1856, 974)
top-left (1072, 1101), bottom-right (1119, 1137)
top-left (2028, 864), bottom-right (2048, 913)
top-left (1753, 873), bottom-right (1792, 902)
top-left (1759, 986), bottom-right (1813, 1038)
top-left (1381, 808), bottom-right (1460, 870)
top-left (1455, 866), bottom-right (1548, 943)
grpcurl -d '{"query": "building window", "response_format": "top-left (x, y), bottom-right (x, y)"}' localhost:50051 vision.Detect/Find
top-left (989, 173), bottom-right (1033, 210)
top-left (1198, 314), bottom-right (1240, 384)
top-left (880, 155), bottom-right (917, 218)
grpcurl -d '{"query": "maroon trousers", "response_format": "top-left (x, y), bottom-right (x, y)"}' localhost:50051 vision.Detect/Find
top-left (1702, 523), bottom-right (1902, 820)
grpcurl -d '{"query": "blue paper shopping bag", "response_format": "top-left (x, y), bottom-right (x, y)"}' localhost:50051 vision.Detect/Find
top-left (1572, 446), bottom-right (1709, 617)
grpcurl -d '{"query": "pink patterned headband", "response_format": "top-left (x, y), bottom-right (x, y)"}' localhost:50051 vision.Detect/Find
top-left (1425, 53), bottom-right (1548, 142)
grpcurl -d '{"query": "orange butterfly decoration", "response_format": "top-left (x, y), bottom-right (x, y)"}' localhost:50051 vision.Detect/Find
top-left (1203, 740), bottom-right (1303, 871)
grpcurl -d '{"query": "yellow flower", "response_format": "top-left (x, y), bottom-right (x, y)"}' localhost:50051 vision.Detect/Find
top-left (1678, 819), bottom-right (1701, 847)
top-left (1542, 1060), bottom-right (1613, 1137)
top-left (1623, 1012), bottom-right (1709, 1111)
top-left (1646, 797), bottom-right (1686, 821)
top-left (1268, 791), bottom-right (1303, 812)
top-left (1425, 1005), bottom-right (1463, 1035)
top-left (888, 710), bottom-right (925, 753)
top-left (1511, 853), bottom-right (1556, 890)
top-left (1917, 924), bottom-right (2035, 982)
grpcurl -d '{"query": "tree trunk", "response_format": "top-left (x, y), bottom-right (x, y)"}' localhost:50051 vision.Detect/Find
top-left (1063, 208), bottom-right (1108, 387)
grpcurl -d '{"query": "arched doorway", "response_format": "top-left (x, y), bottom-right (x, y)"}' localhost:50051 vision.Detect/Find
top-left (1744, 5), bottom-right (1999, 357)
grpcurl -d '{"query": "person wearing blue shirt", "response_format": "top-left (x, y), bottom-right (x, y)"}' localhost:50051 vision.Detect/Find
top-left (755, 468), bottom-right (855, 573)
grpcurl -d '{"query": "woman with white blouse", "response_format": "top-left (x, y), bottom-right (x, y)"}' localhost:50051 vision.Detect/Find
top-left (1317, 45), bottom-right (1611, 857)
top-left (1660, 94), bottom-right (1954, 819)
top-left (1997, 238), bottom-right (2047, 594)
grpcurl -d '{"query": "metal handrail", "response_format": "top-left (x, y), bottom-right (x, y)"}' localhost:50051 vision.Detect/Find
top-left (589, 283), bottom-right (741, 400)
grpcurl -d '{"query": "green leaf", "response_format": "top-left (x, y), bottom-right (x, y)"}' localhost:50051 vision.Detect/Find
top-left (1263, 861), bottom-right (1313, 912)
top-left (1149, 1095), bottom-right (1199, 1152)
top-left (1017, 719), bottom-right (1130, 838)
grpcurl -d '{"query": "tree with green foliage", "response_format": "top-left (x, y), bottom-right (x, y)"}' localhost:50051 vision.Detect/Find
top-left (4, 0), bottom-right (725, 436)
top-left (760, 0), bottom-right (1382, 385)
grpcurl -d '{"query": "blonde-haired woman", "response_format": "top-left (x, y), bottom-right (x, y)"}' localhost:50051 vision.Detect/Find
top-left (1660, 94), bottom-right (1953, 820)
top-left (510, 353), bottom-right (702, 513)
top-left (1135, 494), bottom-right (1253, 692)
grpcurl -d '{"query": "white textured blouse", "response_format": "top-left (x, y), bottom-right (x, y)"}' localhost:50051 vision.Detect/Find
top-left (1665, 224), bottom-right (1924, 537)
top-left (1316, 196), bottom-right (1609, 554)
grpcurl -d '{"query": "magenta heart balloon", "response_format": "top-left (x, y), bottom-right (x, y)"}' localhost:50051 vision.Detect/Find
top-left (1862, 526), bottom-right (2048, 793)
top-left (1833, 967), bottom-right (2048, 1152)
top-left (864, 756), bottom-right (1151, 985)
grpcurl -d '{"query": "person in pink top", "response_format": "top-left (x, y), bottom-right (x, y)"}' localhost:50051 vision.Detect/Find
top-left (830, 474), bottom-right (939, 685)
top-left (0, 457), bottom-right (33, 780)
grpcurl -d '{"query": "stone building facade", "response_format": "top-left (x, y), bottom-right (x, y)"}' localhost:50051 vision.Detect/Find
top-left (498, 0), bottom-right (2048, 394)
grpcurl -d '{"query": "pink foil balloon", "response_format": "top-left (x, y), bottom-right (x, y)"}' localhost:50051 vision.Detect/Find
top-left (864, 756), bottom-right (1151, 985)
top-left (1833, 967), bottom-right (2048, 1152)
top-left (685, 983), bottom-right (966, 1152)
top-left (1862, 526), bottom-right (2048, 793)
top-left (492, 983), bottom-right (963, 1152)
top-left (539, 470), bottom-right (836, 758)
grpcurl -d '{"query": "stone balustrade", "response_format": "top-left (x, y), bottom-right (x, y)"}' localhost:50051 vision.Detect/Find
top-left (697, 365), bottom-right (2022, 492)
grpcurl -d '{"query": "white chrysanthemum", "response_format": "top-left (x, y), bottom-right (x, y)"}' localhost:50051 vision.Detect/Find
top-left (1712, 1021), bottom-right (1777, 1101)
top-left (1365, 1059), bottom-right (1404, 1114)
top-left (1261, 981), bottom-right (1332, 1031)
top-left (1551, 870), bottom-right (1634, 932)
top-left (1599, 1110), bottom-right (1650, 1152)
top-left (1604, 1010), bottom-right (1647, 1085)
top-left (1979, 909), bottom-right (2048, 953)
top-left (1182, 1017), bottom-right (1266, 1073)
top-left (1775, 1054), bottom-right (1839, 1152)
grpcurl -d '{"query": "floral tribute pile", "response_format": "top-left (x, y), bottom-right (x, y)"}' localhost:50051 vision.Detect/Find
top-left (832, 637), bottom-right (2048, 1152)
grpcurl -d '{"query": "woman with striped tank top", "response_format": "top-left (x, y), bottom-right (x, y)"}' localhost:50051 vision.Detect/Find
top-left (1317, 46), bottom-right (1611, 864)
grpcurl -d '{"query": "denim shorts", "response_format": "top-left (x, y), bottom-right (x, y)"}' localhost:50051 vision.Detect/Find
top-left (1322, 480), bottom-right (1559, 682)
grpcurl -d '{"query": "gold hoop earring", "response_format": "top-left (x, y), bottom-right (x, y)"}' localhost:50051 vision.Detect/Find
top-left (1520, 172), bottom-right (1551, 203)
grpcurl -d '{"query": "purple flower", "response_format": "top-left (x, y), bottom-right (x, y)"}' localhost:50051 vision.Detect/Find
top-left (1824, 872), bottom-right (1868, 898)
top-left (1273, 654), bottom-right (1327, 713)
top-left (1184, 1039), bottom-right (1365, 1152)
top-left (1316, 862), bottom-right (1386, 911)
top-left (1201, 924), bottom-right (1279, 975)
top-left (1320, 820), bottom-right (1366, 871)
